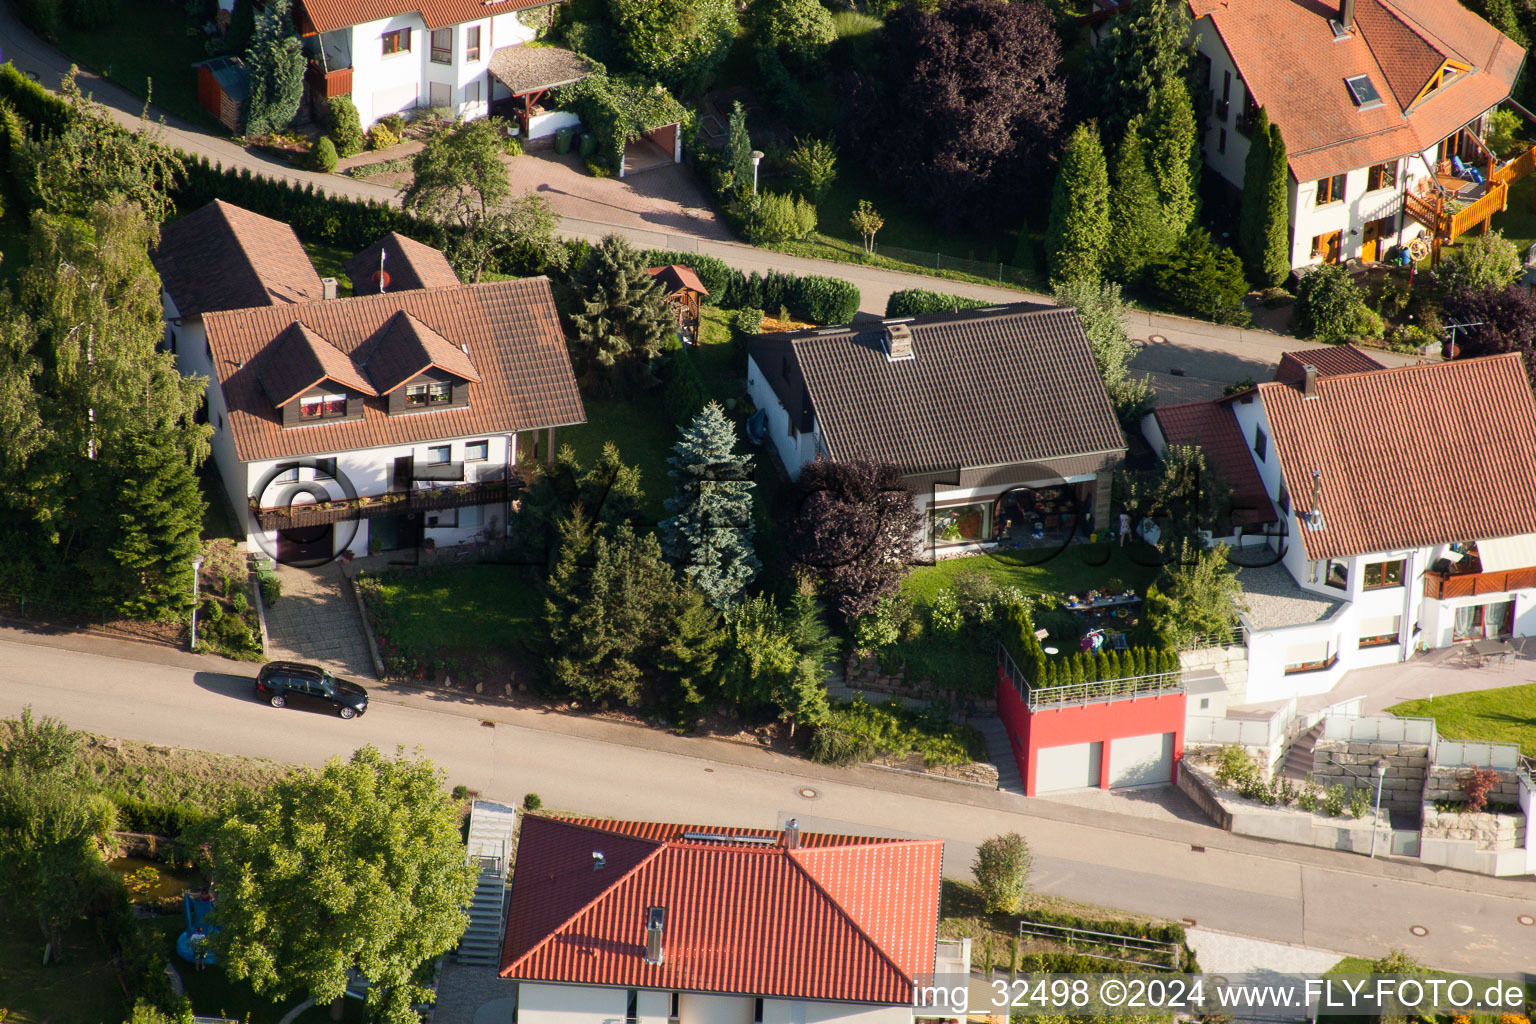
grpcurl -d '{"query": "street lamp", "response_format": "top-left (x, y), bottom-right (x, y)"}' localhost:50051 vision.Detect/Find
top-left (1368, 757), bottom-right (1389, 859)
top-left (190, 555), bottom-right (204, 652)
top-left (749, 150), bottom-right (764, 194)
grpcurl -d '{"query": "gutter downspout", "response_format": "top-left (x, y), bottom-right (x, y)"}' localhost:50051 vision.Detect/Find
top-left (1401, 548), bottom-right (1419, 660)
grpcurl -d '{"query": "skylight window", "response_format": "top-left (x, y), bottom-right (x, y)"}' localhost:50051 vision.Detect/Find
top-left (1346, 74), bottom-right (1383, 109)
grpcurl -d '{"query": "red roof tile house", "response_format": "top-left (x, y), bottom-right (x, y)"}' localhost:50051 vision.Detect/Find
top-left (344, 232), bottom-right (461, 295)
top-left (1148, 349), bottom-right (1536, 717)
top-left (153, 201), bottom-right (584, 564)
top-left (498, 817), bottom-right (965, 1024)
top-left (1181, 0), bottom-right (1528, 270)
top-left (746, 304), bottom-right (1128, 557)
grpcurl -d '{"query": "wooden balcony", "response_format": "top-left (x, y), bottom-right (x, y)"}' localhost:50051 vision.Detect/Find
top-left (305, 61), bottom-right (352, 99)
top-left (1423, 565), bottom-right (1536, 600)
top-left (1405, 181), bottom-right (1509, 243)
top-left (253, 478), bottom-right (515, 532)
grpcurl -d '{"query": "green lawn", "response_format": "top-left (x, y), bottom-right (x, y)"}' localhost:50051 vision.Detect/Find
top-left (302, 241), bottom-right (357, 296)
top-left (1491, 172), bottom-right (1536, 255)
top-left (0, 915), bottom-right (128, 1024)
top-left (904, 544), bottom-right (1164, 606)
top-left (150, 919), bottom-right (306, 1024)
top-left (560, 390), bottom-right (678, 523)
top-left (1386, 682), bottom-right (1536, 758)
top-left (360, 563), bottom-right (544, 653)
top-left (53, 0), bottom-right (219, 129)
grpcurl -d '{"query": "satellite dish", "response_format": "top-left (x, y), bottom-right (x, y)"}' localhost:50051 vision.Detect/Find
top-left (371, 269), bottom-right (392, 291)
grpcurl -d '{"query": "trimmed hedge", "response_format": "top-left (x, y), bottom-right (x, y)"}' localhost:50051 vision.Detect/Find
top-left (631, 254), bottom-right (861, 326)
top-left (1000, 601), bottom-right (1174, 690)
top-left (795, 274), bottom-right (859, 324)
top-left (885, 287), bottom-right (991, 318)
top-left (639, 249), bottom-right (734, 305)
top-left (110, 794), bottom-right (209, 838)
top-left (0, 63), bottom-right (74, 136)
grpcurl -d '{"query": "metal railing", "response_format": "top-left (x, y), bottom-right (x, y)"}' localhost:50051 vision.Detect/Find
top-left (1176, 624), bottom-right (1246, 651)
top-left (1322, 713), bottom-right (1435, 744)
top-left (998, 643), bottom-right (1185, 710)
top-left (1015, 920), bottom-right (1182, 970)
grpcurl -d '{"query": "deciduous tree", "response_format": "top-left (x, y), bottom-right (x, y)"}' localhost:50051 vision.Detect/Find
top-left (847, 0), bottom-right (1065, 228)
top-left (780, 457), bottom-right (923, 620)
top-left (1444, 283), bottom-right (1536, 384)
top-left (1144, 541), bottom-right (1245, 647)
top-left (210, 747), bottom-right (477, 1024)
top-left (719, 594), bottom-right (831, 732)
top-left (607, 0), bottom-right (737, 90)
top-left (661, 402), bottom-right (759, 607)
top-left (1438, 230), bottom-right (1523, 293)
top-left (747, 0), bottom-right (835, 64)
top-left (1046, 121), bottom-right (1109, 285)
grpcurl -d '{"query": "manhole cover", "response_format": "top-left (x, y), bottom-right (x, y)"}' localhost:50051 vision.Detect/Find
top-left (1409, 925), bottom-right (1429, 937)
top-left (1519, 915), bottom-right (1534, 926)
top-left (1149, 334), bottom-right (1168, 345)
top-left (798, 787), bottom-right (820, 800)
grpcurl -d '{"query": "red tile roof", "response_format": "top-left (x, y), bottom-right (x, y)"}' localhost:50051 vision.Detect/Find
top-left (1273, 344), bottom-right (1387, 385)
top-left (298, 0), bottom-right (550, 33)
top-left (1259, 353), bottom-right (1536, 559)
top-left (1189, 0), bottom-right (1523, 182)
top-left (360, 309), bottom-right (484, 394)
top-left (501, 817), bottom-right (942, 1004)
top-left (260, 322), bottom-right (380, 406)
top-left (203, 278), bottom-right (585, 463)
top-left (152, 200), bottom-right (325, 318)
top-left (646, 264), bottom-right (709, 297)
top-left (1152, 400), bottom-right (1277, 526)
top-left (344, 233), bottom-right (460, 296)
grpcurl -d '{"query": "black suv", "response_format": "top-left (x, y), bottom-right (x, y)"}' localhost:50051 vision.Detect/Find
top-left (255, 662), bottom-right (369, 719)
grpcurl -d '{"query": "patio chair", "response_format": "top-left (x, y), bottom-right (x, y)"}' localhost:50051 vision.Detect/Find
top-left (1460, 645), bottom-right (1486, 668)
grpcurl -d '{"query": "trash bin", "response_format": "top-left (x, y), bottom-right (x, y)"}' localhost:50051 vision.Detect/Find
top-left (577, 131), bottom-right (596, 158)
top-left (554, 127), bottom-right (575, 155)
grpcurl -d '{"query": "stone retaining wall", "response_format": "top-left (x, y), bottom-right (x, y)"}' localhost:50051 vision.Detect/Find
top-left (1311, 738), bottom-right (1428, 811)
top-left (844, 655), bottom-right (998, 714)
top-left (1421, 764), bottom-right (1522, 805)
top-left (1420, 766), bottom-right (1525, 852)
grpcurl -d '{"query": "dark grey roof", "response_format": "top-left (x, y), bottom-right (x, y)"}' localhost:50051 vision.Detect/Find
top-left (344, 233), bottom-right (460, 295)
top-left (747, 303), bottom-right (1125, 476)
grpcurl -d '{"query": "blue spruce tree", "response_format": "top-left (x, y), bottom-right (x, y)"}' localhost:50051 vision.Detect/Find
top-left (661, 402), bottom-right (759, 606)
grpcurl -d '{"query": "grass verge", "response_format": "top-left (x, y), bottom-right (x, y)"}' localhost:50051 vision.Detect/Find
top-left (80, 732), bottom-right (293, 815)
top-left (1386, 681), bottom-right (1536, 758)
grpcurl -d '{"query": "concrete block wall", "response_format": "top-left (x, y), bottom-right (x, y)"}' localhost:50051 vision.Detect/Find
top-left (1420, 766), bottom-right (1525, 852)
top-left (1311, 739), bottom-right (1429, 811)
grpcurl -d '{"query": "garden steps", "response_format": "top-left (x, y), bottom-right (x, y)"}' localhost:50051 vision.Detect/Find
top-left (1281, 723), bottom-right (1324, 783)
top-left (457, 800), bottom-right (518, 967)
top-left (971, 716), bottom-right (1025, 796)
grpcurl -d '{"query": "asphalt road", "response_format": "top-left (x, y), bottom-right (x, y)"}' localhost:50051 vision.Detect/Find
top-left (1, 628), bottom-right (1531, 977)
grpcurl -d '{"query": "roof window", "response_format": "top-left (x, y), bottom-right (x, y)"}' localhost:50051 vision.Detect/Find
top-left (1345, 75), bottom-right (1383, 110)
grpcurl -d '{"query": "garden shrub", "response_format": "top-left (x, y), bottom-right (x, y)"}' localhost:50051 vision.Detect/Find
top-left (731, 307), bottom-right (765, 335)
top-left (311, 135), bottom-right (338, 172)
top-left (379, 112), bottom-right (407, 136)
top-left (366, 122), bottom-right (400, 151)
top-left (1485, 108), bottom-right (1522, 158)
top-left (742, 190), bottom-right (818, 244)
top-left (793, 274), bottom-right (859, 324)
top-left (12, 0), bottom-right (62, 38)
top-left (326, 95), bottom-right (365, 157)
top-left (661, 343), bottom-right (711, 427)
top-left (523, 792), bottom-right (543, 811)
top-left (809, 697), bottom-right (983, 767)
top-left (1294, 262), bottom-right (1383, 343)
top-left (1438, 230), bottom-right (1523, 293)
top-left (973, 832), bottom-right (1031, 914)
top-left (1150, 228), bottom-right (1252, 326)
top-left (885, 288), bottom-right (990, 317)
top-left (257, 567), bottom-right (280, 604)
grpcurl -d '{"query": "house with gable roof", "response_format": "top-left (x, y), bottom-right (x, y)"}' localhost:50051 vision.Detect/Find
top-left (495, 816), bottom-right (965, 1024)
top-left (1174, 0), bottom-right (1532, 269)
top-left (153, 200), bottom-right (584, 563)
top-left (1144, 347), bottom-right (1536, 708)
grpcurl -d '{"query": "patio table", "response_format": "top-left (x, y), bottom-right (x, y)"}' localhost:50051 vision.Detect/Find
top-left (1468, 638), bottom-right (1512, 657)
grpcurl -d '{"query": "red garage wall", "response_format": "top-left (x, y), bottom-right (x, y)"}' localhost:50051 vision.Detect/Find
top-left (996, 664), bottom-right (1186, 796)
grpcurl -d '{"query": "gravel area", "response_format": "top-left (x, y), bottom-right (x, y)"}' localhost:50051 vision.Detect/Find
top-left (1237, 564), bottom-right (1342, 630)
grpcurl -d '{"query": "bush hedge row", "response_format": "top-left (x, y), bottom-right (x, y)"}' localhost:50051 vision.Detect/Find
top-left (884, 288), bottom-right (992, 318)
top-left (637, 250), bottom-right (860, 325)
top-left (1000, 602), bottom-right (1172, 690)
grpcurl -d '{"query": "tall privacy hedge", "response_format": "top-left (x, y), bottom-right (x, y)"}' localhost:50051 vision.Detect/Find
top-left (885, 287), bottom-right (991, 318)
top-left (999, 601), bottom-right (1174, 691)
top-left (637, 249), bottom-right (860, 325)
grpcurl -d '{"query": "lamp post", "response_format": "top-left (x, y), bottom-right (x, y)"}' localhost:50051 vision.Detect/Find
top-left (190, 555), bottom-right (204, 652)
top-left (749, 150), bottom-right (764, 194)
top-left (1369, 757), bottom-right (1389, 859)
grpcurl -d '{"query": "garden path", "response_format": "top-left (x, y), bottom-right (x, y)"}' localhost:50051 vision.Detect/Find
top-left (263, 564), bottom-right (377, 681)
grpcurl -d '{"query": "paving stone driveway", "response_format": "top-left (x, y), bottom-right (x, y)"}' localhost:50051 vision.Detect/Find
top-left (263, 563), bottom-right (377, 681)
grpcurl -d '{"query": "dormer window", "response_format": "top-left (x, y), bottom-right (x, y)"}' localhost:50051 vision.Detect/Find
top-left (300, 393), bottom-right (348, 419)
top-left (406, 381), bottom-right (453, 407)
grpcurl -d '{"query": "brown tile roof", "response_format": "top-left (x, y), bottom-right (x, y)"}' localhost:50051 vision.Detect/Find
top-left (501, 816), bottom-right (942, 1004)
top-left (1259, 353), bottom-right (1536, 559)
top-left (486, 44), bottom-right (594, 95)
top-left (360, 310), bottom-right (484, 394)
top-left (1189, 0), bottom-right (1523, 182)
top-left (748, 303), bottom-right (1126, 476)
top-left (297, 0), bottom-right (550, 33)
top-left (1274, 344), bottom-right (1387, 385)
top-left (203, 278), bottom-right (585, 463)
top-left (343, 233), bottom-right (459, 296)
top-left (645, 264), bottom-right (709, 297)
top-left (260, 322), bottom-right (380, 407)
top-left (1153, 400), bottom-right (1278, 526)
top-left (152, 200), bottom-right (325, 319)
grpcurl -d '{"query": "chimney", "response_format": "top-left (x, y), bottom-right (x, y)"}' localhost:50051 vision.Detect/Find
top-left (644, 906), bottom-right (666, 966)
top-left (1341, 0), bottom-right (1355, 29)
top-left (379, 248), bottom-right (388, 293)
top-left (321, 277), bottom-right (338, 301)
top-left (592, 850), bottom-right (606, 871)
top-left (883, 322), bottom-right (914, 362)
top-left (783, 818), bottom-right (800, 850)
top-left (1302, 363), bottom-right (1319, 398)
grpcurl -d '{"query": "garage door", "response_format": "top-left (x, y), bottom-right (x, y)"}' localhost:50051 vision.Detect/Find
top-left (1034, 741), bottom-right (1102, 793)
top-left (1107, 732), bottom-right (1175, 789)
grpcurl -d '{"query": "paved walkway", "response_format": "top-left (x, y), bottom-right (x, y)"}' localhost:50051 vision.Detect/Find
top-left (432, 963), bottom-right (514, 1024)
top-left (262, 564), bottom-right (376, 680)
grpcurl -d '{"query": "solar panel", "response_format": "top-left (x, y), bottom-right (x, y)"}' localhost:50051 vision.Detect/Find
top-left (1346, 75), bottom-right (1382, 107)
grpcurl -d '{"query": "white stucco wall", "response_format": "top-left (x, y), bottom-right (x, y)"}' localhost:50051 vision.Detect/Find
top-left (761, 1000), bottom-right (913, 1024)
top-left (678, 994), bottom-right (755, 1024)
top-left (349, 13), bottom-right (428, 127)
top-left (517, 982), bottom-right (628, 1024)
top-left (746, 353), bottom-right (821, 480)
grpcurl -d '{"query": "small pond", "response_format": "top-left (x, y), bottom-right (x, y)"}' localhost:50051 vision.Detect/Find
top-left (108, 856), bottom-right (201, 902)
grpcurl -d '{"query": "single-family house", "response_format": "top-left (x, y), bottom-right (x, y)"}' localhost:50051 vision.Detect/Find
top-left (746, 303), bottom-right (1128, 556)
top-left (498, 815), bottom-right (966, 1024)
top-left (344, 231), bottom-right (461, 295)
top-left (1143, 348), bottom-right (1536, 706)
top-left (1183, 0), bottom-right (1531, 269)
top-left (294, 0), bottom-right (590, 137)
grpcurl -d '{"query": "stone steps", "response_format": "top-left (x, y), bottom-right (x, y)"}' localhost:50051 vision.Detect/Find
top-left (971, 717), bottom-right (1024, 796)
top-left (1281, 723), bottom-right (1323, 783)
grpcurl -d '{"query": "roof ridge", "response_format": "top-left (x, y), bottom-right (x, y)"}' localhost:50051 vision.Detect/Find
top-left (784, 845), bottom-right (918, 987)
top-left (1259, 351), bottom-right (1516, 390)
top-left (501, 821), bottom-right (666, 976)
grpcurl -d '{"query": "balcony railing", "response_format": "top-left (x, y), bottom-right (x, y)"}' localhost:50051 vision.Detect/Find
top-left (305, 61), bottom-right (352, 98)
top-left (1423, 564), bottom-right (1536, 600)
top-left (997, 643), bottom-right (1186, 711)
top-left (253, 477), bottom-right (515, 531)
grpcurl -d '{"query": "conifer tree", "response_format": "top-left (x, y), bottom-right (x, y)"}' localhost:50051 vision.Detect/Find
top-left (1107, 117), bottom-right (1172, 283)
top-left (1146, 77), bottom-right (1199, 234)
top-left (242, 0), bottom-right (305, 136)
top-left (1081, 0), bottom-right (1197, 141)
top-left (568, 235), bottom-right (673, 388)
top-left (1046, 122), bottom-right (1110, 285)
top-left (107, 426), bottom-right (206, 620)
top-left (1259, 120), bottom-right (1291, 287)
top-left (726, 101), bottom-right (753, 191)
top-left (1238, 109), bottom-right (1273, 282)
top-left (661, 402), bottom-right (759, 607)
